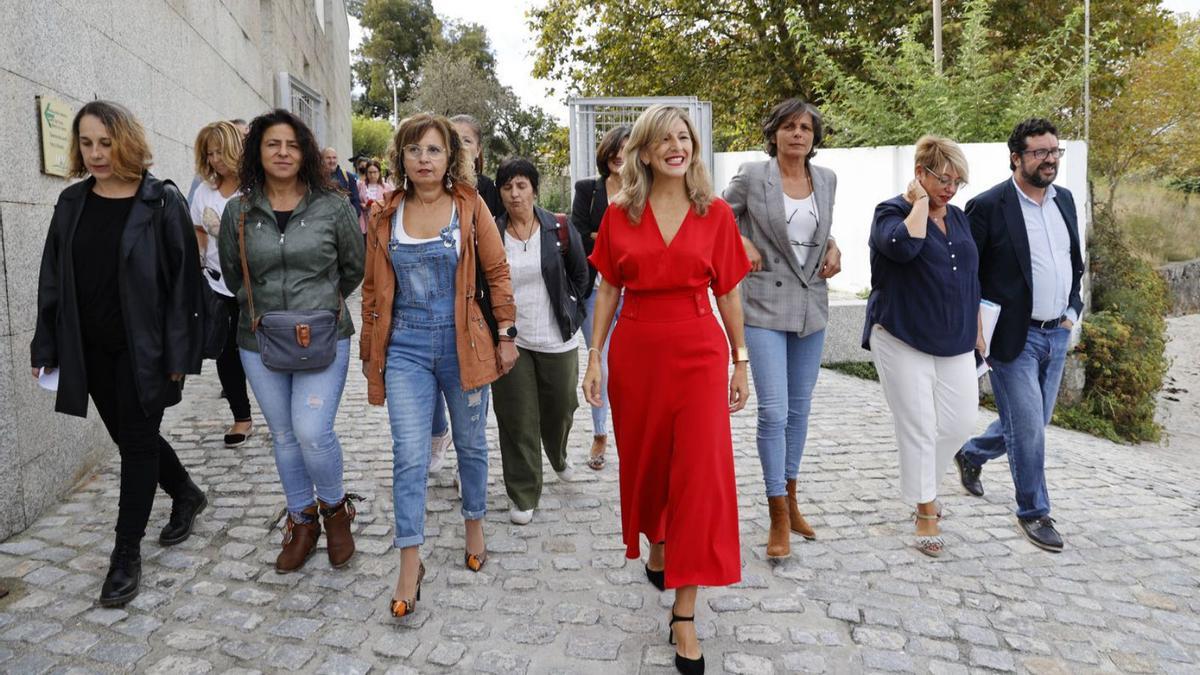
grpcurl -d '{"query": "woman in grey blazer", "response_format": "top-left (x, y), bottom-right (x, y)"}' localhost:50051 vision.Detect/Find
top-left (723, 98), bottom-right (841, 559)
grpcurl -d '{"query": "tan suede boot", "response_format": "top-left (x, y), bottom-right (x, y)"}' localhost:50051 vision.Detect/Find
top-left (786, 479), bottom-right (816, 540)
top-left (275, 505), bottom-right (320, 573)
top-left (319, 496), bottom-right (358, 569)
top-left (766, 496), bottom-right (791, 559)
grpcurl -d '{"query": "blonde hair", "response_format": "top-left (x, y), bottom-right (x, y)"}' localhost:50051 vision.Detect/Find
top-left (914, 135), bottom-right (969, 184)
top-left (193, 121), bottom-right (243, 187)
top-left (388, 113), bottom-right (475, 193)
top-left (68, 100), bottom-right (152, 181)
top-left (612, 105), bottom-right (713, 223)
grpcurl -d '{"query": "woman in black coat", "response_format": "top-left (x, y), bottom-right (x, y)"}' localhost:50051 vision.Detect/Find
top-left (569, 124), bottom-right (630, 470)
top-left (30, 101), bottom-right (207, 607)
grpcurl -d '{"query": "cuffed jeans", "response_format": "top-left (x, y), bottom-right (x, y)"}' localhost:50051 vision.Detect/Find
top-left (581, 282), bottom-right (622, 436)
top-left (241, 339), bottom-right (350, 515)
top-left (386, 319), bottom-right (489, 549)
top-left (961, 325), bottom-right (1070, 520)
top-left (744, 326), bottom-right (825, 497)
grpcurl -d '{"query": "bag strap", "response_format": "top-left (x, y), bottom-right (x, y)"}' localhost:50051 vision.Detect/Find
top-left (237, 211), bottom-right (259, 332)
top-left (555, 218), bottom-right (570, 255)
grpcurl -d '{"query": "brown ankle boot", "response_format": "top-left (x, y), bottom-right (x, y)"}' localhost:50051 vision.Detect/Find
top-left (319, 495), bottom-right (358, 568)
top-left (766, 496), bottom-right (791, 559)
top-left (786, 479), bottom-right (816, 540)
top-left (275, 506), bottom-right (320, 573)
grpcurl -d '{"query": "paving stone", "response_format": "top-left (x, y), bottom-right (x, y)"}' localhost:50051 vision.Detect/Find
top-left (504, 622), bottom-right (558, 645)
top-left (87, 641), bottom-right (149, 667)
top-left (565, 635), bottom-right (621, 660)
top-left (426, 642), bottom-right (466, 666)
top-left (372, 633), bottom-right (418, 658)
top-left (113, 614), bottom-right (163, 639)
top-left (221, 640), bottom-right (269, 661)
top-left (43, 629), bottom-right (100, 656)
top-left (970, 646), bottom-right (1017, 672)
top-left (861, 649), bottom-right (915, 672)
top-left (265, 644), bottom-right (316, 670)
top-left (0, 652), bottom-right (60, 674)
top-left (723, 652), bottom-right (775, 674)
top-left (553, 603), bottom-right (600, 625)
top-left (145, 655), bottom-right (212, 674)
top-left (268, 617), bottom-right (324, 640)
top-left (709, 594), bottom-right (755, 613)
top-left (164, 628), bottom-right (220, 651)
top-left (852, 626), bottom-right (907, 650)
top-left (314, 653), bottom-right (372, 675)
top-left (473, 649), bottom-right (531, 675)
top-left (782, 651), bottom-right (827, 673)
top-left (735, 624), bottom-right (783, 644)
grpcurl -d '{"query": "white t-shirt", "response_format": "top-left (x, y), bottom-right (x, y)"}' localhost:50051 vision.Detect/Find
top-left (505, 229), bottom-right (577, 353)
top-left (782, 192), bottom-right (819, 268)
top-left (189, 181), bottom-right (237, 297)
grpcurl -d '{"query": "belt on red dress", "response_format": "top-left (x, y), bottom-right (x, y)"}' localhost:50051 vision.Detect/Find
top-left (621, 289), bottom-right (712, 322)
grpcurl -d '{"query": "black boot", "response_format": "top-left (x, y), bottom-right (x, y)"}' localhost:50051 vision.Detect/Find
top-left (99, 539), bottom-right (141, 607)
top-left (159, 479), bottom-right (208, 546)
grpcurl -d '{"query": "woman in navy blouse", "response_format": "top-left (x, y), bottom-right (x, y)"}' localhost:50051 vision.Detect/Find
top-left (863, 135), bottom-right (983, 558)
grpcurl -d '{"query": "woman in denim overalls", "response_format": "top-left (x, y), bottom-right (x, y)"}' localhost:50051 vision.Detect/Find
top-left (360, 114), bottom-right (518, 618)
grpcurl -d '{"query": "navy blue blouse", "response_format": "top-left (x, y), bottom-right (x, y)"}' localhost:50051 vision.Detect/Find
top-left (862, 196), bottom-right (980, 356)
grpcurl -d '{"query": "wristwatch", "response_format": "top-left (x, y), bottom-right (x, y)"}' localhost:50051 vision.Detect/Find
top-left (499, 325), bottom-right (518, 341)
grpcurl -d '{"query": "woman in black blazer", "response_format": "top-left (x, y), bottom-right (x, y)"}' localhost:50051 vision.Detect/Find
top-left (30, 101), bottom-right (207, 607)
top-left (569, 124), bottom-right (630, 470)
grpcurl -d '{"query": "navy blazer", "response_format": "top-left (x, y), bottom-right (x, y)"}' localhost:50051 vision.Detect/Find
top-left (967, 179), bottom-right (1084, 362)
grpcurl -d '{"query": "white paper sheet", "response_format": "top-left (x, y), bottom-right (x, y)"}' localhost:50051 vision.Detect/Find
top-left (977, 299), bottom-right (1002, 378)
top-left (37, 367), bottom-right (59, 392)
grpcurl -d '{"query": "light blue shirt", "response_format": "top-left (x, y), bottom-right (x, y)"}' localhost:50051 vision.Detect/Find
top-left (1012, 177), bottom-right (1077, 323)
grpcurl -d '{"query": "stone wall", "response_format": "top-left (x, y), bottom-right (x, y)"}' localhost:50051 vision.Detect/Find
top-left (1159, 258), bottom-right (1200, 316)
top-left (0, 0), bottom-right (352, 541)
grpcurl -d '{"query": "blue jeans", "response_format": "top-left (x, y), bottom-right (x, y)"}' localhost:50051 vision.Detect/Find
top-left (240, 339), bottom-right (350, 515)
top-left (744, 326), bottom-right (825, 497)
top-left (385, 320), bottom-right (489, 548)
top-left (961, 326), bottom-right (1070, 520)
top-left (581, 285), bottom-right (623, 436)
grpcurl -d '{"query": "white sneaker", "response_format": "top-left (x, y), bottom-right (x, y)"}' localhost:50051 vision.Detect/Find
top-left (509, 505), bottom-right (534, 525)
top-left (556, 459), bottom-right (576, 483)
top-left (429, 430), bottom-right (451, 472)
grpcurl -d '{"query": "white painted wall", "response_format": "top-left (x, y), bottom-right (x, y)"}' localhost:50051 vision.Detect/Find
top-left (713, 141), bottom-right (1090, 294)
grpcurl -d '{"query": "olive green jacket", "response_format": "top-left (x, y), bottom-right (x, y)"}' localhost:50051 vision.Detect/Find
top-left (218, 190), bottom-right (365, 352)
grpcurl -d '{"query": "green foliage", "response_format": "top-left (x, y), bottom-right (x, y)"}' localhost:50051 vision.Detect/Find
top-left (412, 46), bottom-right (503, 125)
top-left (351, 115), bottom-right (393, 160)
top-left (1072, 209), bottom-right (1169, 442)
top-left (352, 0), bottom-right (440, 118)
top-left (1167, 176), bottom-right (1200, 194)
top-left (789, 0), bottom-right (1088, 146)
top-left (822, 361), bottom-right (879, 382)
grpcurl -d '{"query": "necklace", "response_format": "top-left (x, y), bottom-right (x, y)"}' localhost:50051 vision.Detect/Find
top-left (510, 219), bottom-right (537, 252)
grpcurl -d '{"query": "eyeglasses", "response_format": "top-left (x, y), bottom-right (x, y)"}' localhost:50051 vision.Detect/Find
top-left (923, 165), bottom-right (966, 189)
top-left (1021, 147), bottom-right (1066, 160)
top-left (402, 144), bottom-right (446, 160)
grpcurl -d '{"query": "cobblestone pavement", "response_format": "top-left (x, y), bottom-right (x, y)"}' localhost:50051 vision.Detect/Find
top-left (1157, 313), bottom-right (1200, 457)
top-left (2, 301), bottom-right (1199, 674)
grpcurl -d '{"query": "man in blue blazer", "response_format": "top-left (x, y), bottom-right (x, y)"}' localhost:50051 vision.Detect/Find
top-left (954, 119), bottom-right (1084, 552)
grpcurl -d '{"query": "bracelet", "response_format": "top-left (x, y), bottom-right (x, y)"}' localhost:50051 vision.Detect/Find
top-left (587, 347), bottom-right (602, 357)
top-left (732, 346), bottom-right (750, 364)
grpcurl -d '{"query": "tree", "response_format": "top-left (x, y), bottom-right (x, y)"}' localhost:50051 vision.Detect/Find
top-left (528, 0), bottom-right (1170, 150)
top-left (352, 0), bottom-right (440, 118)
top-left (1092, 17), bottom-right (1200, 211)
top-left (352, 114), bottom-right (394, 160)
top-left (439, 22), bottom-right (498, 79)
top-left (411, 46), bottom-right (504, 126)
top-left (794, 0), bottom-right (1089, 147)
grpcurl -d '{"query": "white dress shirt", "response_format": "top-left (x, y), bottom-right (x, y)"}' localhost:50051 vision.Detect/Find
top-left (1012, 178), bottom-right (1076, 323)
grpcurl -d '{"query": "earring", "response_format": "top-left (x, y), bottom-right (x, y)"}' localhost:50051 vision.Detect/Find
top-left (402, 174), bottom-right (408, 192)
top-left (444, 174), bottom-right (453, 190)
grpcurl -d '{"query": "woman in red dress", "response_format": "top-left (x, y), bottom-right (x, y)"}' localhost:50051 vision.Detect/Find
top-left (583, 105), bottom-right (750, 675)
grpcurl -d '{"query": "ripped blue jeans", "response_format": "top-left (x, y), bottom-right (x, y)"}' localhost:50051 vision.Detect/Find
top-left (384, 224), bottom-right (488, 549)
top-left (241, 338), bottom-right (350, 515)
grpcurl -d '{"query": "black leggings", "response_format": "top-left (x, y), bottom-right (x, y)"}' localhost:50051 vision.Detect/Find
top-left (84, 344), bottom-right (190, 541)
top-left (216, 296), bottom-right (251, 421)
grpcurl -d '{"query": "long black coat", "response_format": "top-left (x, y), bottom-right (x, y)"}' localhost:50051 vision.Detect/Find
top-left (31, 173), bottom-right (204, 417)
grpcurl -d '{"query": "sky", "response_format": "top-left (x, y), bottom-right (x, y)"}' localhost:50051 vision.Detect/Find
top-left (348, 0), bottom-right (1200, 125)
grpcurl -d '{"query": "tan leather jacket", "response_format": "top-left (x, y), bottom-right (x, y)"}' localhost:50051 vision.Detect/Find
top-left (360, 183), bottom-right (515, 403)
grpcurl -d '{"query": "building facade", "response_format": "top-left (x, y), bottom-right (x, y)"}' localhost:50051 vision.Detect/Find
top-left (0, 0), bottom-right (353, 540)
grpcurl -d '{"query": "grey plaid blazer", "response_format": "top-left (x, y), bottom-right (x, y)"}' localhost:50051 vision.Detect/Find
top-left (723, 158), bottom-right (837, 336)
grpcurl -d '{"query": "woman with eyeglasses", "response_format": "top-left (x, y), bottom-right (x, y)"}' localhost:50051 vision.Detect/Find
top-left (722, 98), bottom-right (841, 559)
top-left (862, 135), bottom-right (982, 558)
top-left (360, 113), bottom-right (517, 618)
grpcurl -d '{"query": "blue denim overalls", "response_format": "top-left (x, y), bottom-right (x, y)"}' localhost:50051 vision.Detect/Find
top-left (384, 206), bottom-right (489, 548)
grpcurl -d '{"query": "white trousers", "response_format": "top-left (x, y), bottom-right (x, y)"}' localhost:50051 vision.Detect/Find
top-left (870, 326), bottom-right (979, 504)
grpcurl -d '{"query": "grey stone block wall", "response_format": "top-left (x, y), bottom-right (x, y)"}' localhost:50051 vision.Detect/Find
top-left (0, 0), bottom-right (352, 541)
top-left (1158, 258), bottom-right (1200, 316)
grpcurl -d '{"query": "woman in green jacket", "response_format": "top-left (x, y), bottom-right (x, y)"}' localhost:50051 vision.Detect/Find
top-left (218, 109), bottom-right (364, 574)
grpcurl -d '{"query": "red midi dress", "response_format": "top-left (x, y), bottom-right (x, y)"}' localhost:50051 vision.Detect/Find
top-left (589, 197), bottom-right (751, 589)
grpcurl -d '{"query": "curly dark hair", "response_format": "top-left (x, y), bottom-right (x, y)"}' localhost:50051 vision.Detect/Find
top-left (1007, 118), bottom-right (1058, 170)
top-left (238, 109), bottom-right (330, 196)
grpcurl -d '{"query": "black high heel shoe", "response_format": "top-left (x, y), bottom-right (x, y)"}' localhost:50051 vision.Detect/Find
top-left (668, 613), bottom-right (704, 674)
top-left (645, 564), bottom-right (665, 591)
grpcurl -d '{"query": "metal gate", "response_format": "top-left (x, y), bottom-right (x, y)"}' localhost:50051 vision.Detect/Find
top-left (567, 96), bottom-right (714, 185)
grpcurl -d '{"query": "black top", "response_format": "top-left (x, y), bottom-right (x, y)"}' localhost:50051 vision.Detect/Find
top-left (862, 195), bottom-right (980, 356)
top-left (569, 177), bottom-right (611, 297)
top-left (477, 174), bottom-right (505, 220)
top-left (73, 191), bottom-right (136, 350)
top-left (274, 210), bottom-right (293, 233)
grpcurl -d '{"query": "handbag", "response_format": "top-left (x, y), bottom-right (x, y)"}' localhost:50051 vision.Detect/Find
top-left (472, 208), bottom-right (500, 345)
top-left (238, 212), bottom-right (339, 372)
